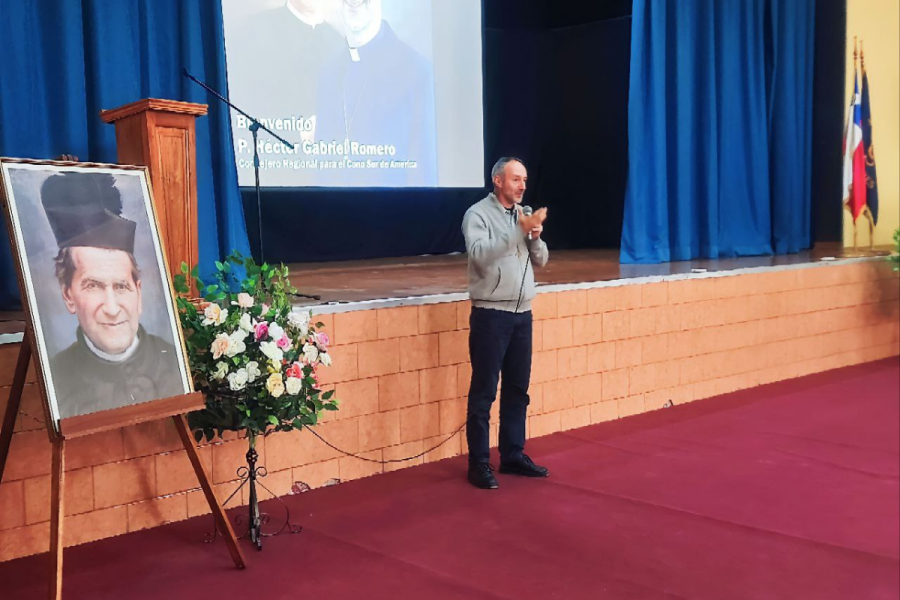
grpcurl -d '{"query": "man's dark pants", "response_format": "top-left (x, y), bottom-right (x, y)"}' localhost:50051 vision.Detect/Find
top-left (466, 306), bottom-right (532, 465)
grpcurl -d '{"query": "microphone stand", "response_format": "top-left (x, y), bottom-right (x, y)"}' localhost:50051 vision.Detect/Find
top-left (182, 68), bottom-right (320, 301)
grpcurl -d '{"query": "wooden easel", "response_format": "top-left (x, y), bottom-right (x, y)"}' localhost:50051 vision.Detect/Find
top-left (0, 329), bottom-right (246, 600)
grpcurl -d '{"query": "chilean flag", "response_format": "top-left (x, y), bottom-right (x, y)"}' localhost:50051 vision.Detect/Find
top-left (842, 73), bottom-right (866, 222)
top-left (861, 66), bottom-right (879, 224)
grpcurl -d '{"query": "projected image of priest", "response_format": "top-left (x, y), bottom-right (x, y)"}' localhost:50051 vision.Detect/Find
top-left (41, 173), bottom-right (185, 418)
top-left (315, 0), bottom-right (438, 186)
top-left (224, 0), bottom-right (345, 182)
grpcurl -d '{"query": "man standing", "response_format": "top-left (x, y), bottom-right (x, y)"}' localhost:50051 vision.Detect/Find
top-left (42, 172), bottom-right (184, 419)
top-left (462, 157), bottom-right (549, 489)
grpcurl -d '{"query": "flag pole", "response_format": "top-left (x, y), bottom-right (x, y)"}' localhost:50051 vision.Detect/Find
top-left (859, 40), bottom-right (876, 252)
top-left (851, 37), bottom-right (859, 252)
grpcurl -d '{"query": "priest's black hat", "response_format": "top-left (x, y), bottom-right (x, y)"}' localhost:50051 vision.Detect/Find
top-left (40, 172), bottom-right (136, 254)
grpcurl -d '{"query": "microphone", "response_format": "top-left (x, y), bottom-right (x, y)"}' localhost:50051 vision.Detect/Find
top-left (522, 205), bottom-right (533, 240)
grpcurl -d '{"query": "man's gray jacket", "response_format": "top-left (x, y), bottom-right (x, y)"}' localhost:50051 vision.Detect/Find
top-left (462, 193), bottom-right (549, 313)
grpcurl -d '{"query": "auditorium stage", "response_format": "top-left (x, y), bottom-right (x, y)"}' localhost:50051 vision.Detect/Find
top-left (0, 243), bottom-right (890, 335)
top-left (283, 242), bottom-right (892, 309)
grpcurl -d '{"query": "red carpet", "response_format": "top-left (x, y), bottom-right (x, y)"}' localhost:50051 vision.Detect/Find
top-left (2, 358), bottom-right (898, 599)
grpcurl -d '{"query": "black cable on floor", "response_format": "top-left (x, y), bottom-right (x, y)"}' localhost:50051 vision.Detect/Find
top-left (306, 420), bottom-right (467, 464)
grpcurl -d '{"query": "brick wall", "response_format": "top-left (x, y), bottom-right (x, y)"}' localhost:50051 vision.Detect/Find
top-left (1, 260), bottom-right (898, 562)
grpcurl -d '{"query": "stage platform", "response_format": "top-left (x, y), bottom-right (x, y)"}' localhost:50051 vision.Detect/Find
top-left (283, 243), bottom-right (892, 310)
top-left (0, 243), bottom-right (891, 335)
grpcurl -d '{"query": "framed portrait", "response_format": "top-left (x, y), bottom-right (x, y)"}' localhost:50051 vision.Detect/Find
top-left (0, 158), bottom-right (193, 433)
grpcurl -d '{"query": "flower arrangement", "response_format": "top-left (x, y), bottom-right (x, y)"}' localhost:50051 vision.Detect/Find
top-left (173, 251), bottom-right (337, 445)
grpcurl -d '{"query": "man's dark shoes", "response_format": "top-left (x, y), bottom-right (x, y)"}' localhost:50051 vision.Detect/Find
top-left (499, 454), bottom-right (550, 478)
top-left (468, 462), bottom-right (499, 489)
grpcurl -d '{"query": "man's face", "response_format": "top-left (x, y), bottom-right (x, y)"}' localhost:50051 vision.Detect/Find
top-left (494, 160), bottom-right (528, 206)
top-left (62, 246), bottom-right (142, 355)
top-left (342, 0), bottom-right (381, 33)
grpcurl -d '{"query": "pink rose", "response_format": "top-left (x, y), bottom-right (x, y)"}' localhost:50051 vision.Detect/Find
top-left (210, 333), bottom-right (231, 360)
top-left (316, 332), bottom-right (330, 347)
top-left (254, 322), bottom-right (269, 342)
top-left (276, 333), bottom-right (291, 350)
top-left (285, 362), bottom-right (303, 380)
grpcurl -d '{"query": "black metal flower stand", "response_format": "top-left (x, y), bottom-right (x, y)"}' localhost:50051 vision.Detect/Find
top-left (206, 439), bottom-right (302, 550)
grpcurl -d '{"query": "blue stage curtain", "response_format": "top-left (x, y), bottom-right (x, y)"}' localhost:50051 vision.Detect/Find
top-left (0, 0), bottom-right (250, 310)
top-left (767, 0), bottom-right (816, 253)
top-left (621, 0), bottom-right (815, 263)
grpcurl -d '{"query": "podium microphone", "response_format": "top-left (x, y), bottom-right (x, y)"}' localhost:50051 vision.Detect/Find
top-left (181, 67), bottom-right (295, 264)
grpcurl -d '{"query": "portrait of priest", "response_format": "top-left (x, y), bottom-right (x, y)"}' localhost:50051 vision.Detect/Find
top-left (41, 172), bottom-right (185, 419)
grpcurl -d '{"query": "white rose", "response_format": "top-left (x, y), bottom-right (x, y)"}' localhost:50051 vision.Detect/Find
top-left (268, 322), bottom-right (285, 342)
top-left (227, 368), bottom-right (248, 391)
top-left (285, 376), bottom-right (302, 395)
top-left (211, 333), bottom-right (232, 359)
top-left (288, 311), bottom-right (310, 336)
top-left (319, 352), bottom-right (332, 367)
top-left (259, 340), bottom-right (284, 364)
top-left (225, 332), bottom-right (246, 357)
top-left (302, 343), bottom-right (319, 364)
top-left (212, 361), bottom-right (229, 381)
top-left (202, 304), bottom-right (228, 326)
top-left (239, 313), bottom-right (253, 333)
top-left (246, 361), bottom-right (261, 383)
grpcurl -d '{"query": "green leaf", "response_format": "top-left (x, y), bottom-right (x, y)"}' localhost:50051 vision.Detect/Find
top-left (322, 390), bottom-right (334, 400)
top-left (173, 275), bottom-right (188, 294)
top-left (181, 262), bottom-right (190, 274)
top-left (193, 429), bottom-right (203, 443)
top-left (215, 261), bottom-right (225, 271)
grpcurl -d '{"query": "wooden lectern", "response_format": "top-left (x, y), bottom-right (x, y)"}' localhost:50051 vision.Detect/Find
top-left (100, 99), bottom-right (208, 279)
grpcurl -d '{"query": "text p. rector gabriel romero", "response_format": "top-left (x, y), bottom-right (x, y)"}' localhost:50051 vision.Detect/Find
top-left (236, 137), bottom-right (398, 158)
